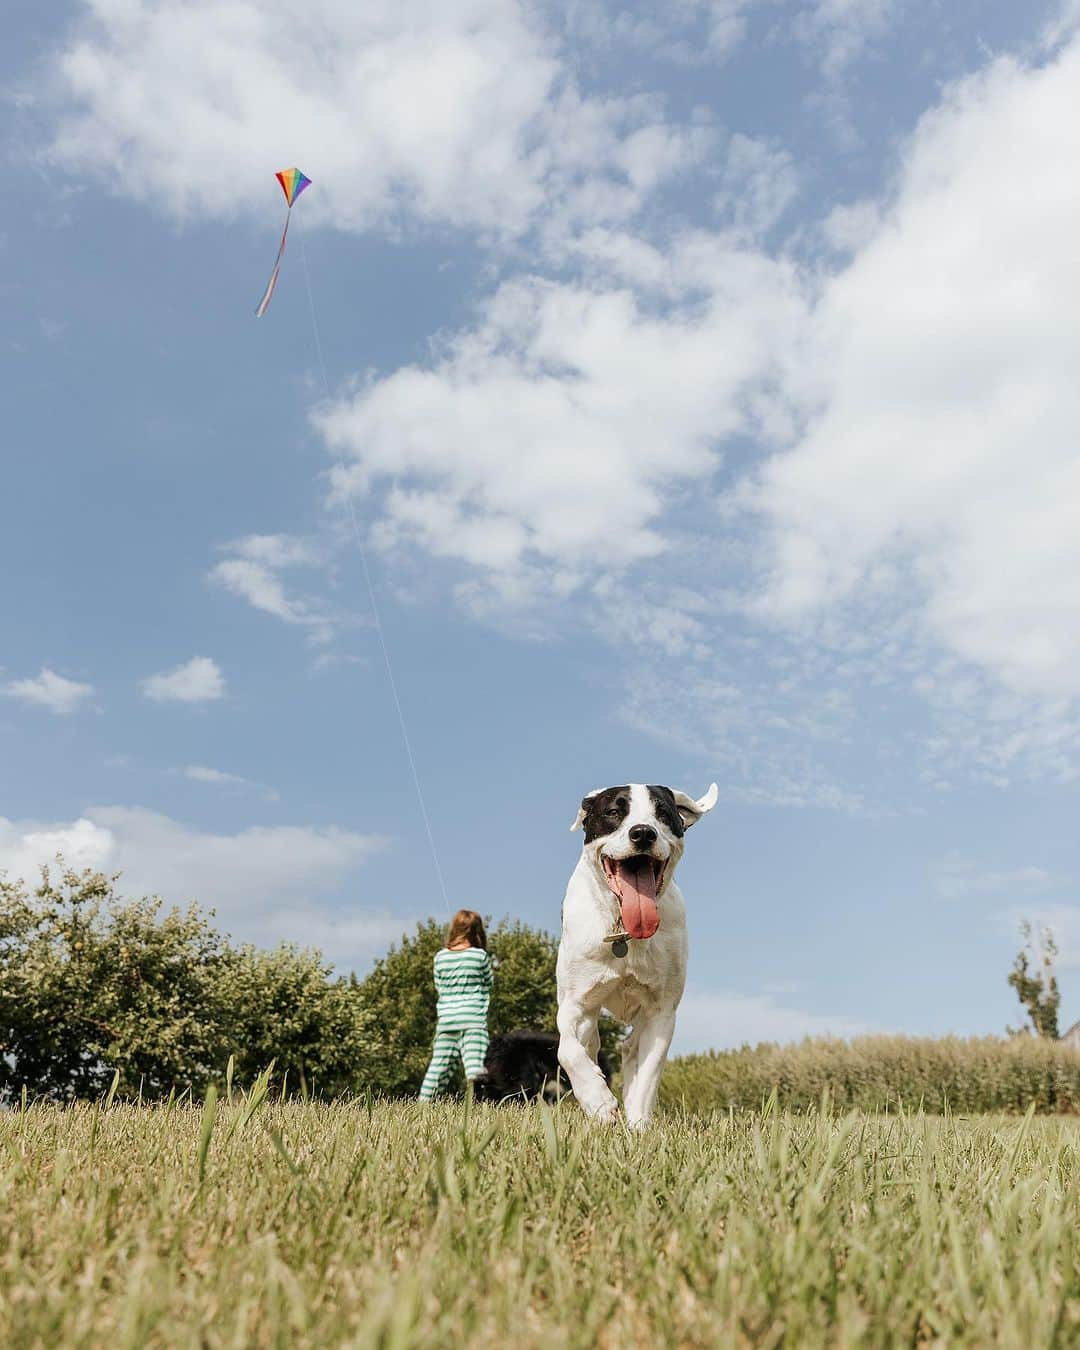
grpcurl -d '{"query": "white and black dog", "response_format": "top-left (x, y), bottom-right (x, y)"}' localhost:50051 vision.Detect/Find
top-left (556, 782), bottom-right (718, 1127)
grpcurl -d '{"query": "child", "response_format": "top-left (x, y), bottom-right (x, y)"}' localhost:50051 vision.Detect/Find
top-left (418, 909), bottom-right (493, 1101)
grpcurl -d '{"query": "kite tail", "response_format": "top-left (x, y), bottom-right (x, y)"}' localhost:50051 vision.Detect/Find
top-left (255, 209), bottom-right (292, 318)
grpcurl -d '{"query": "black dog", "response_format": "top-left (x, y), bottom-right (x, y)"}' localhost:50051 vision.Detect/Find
top-left (471, 1030), bottom-right (612, 1104)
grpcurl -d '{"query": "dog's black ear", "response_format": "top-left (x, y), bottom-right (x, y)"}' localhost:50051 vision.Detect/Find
top-left (670, 783), bottom-right (719, 828)
top-left (570, 788), bottom-right (603, 831)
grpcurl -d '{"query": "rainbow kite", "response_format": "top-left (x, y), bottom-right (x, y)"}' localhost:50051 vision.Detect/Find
top-left (254, 168), bottom-right (312, 317)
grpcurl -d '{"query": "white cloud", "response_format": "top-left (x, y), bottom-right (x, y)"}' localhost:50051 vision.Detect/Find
top-left (184, 765), bottom-right (248, 786)
top-left (211, 559), bottom-right (305, 623)
top-left (317, 237), bottom-right (807, 591)
top-left (919, 677), bottom-right (1080, 786)
top-left (0, 816), bottom-right (113, 880)
top-left (0, 806), bottom-right (394, 964)
top-left (2, 667), bottom-right (94, 716)
top-left (184, 765), bottom-right (279, 801)
top-left (702, 0), bottom-right (756, 56)
top-left (620, 653), bottom-right (871, 812)
top-left (258, 908), bottom-right (417, 965)
top-left (821, 198), bottom-right (881, 253)
top-left (797, 0), bottom-right (901, 81)
top-left (671, 985), bottom-right (869, 1054)
top-left (141, 656), bottom-right (226, 703)
top-left (47, 0), bottom-right (703, 238)
top-left (715, 133), bottom-right (799, 238)
top-left (571, 0), bottom-right (900, 75)
top-left (1041, 0), bottom-right (1080, 51)
top-left (226, 533), bottom-right (319, 569)
top-left (752, 36), bottom-right (1080, 704)
top-left (210, 533), bottom-right (335, 642)
top-left (580, 0), bottom-right (756, 62)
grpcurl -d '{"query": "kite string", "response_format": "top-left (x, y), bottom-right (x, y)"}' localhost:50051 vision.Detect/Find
top-left (297, 222), bottom-right (452, 920)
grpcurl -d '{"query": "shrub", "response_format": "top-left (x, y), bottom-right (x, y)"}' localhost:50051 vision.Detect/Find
top-left (0, 866), bottom-right (373, 1101)
top-left (218, 944), bottom-right (374, 1098)
top-left (1, 866), bottom-right (229, 1099)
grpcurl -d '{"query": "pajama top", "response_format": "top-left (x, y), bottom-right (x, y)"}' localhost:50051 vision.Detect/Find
top-left (432, 946), bottom-right (493, 1029)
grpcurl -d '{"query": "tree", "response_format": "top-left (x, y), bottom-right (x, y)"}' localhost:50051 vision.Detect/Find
top-left (1007, 921), bottom-right (1061, 1039)
top-left (354, 917), bottom-right (623, 1096)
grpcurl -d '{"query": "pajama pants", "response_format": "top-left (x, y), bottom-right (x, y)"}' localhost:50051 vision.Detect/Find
top-left (419, 1024), bottom-right (489, 1100)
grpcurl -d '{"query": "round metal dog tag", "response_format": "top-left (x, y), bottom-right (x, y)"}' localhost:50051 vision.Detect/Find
top-left (611, 938), bottom-right (628, 958)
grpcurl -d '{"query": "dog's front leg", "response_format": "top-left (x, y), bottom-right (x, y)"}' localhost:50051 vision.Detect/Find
top-left (622, 1010), bottom-right (676, 1129)
top-left (557, 1000), bottom-right (619, 1121)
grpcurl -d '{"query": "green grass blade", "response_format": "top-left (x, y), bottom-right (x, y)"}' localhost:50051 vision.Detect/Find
top-left (196, 1083), bottom-right (218, 1186)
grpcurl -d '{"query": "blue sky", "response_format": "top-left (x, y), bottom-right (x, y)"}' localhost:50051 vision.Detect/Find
top-left (4, 0), bottom-right (1080, 1051)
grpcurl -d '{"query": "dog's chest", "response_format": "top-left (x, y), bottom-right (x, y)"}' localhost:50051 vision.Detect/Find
top-left (602, 968), bottom-right (663, 1022)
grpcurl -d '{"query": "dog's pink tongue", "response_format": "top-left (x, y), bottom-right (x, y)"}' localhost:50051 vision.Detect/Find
top-left (618, 859), bottom-right (660, 939)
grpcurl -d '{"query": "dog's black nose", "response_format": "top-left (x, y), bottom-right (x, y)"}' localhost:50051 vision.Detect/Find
top-left (629, 823), bottom-right (657, 848)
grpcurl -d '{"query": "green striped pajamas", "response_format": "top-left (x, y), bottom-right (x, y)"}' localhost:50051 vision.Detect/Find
top-left (419, 1025), bottom-right (490, 1098)
top-left (419, 946), bottom-right (493, 1100)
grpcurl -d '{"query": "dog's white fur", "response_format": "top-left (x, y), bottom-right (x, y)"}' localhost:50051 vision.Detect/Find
top-left (556, 781), bottom-right (718, 1127)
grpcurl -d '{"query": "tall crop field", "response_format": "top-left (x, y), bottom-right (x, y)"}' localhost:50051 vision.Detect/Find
top-left (661, 1035), bottom-right (1080, 1115)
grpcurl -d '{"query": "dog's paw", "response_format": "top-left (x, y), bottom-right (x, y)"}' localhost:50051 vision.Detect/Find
top-left (585, 1096), bottom-right (620, 1123)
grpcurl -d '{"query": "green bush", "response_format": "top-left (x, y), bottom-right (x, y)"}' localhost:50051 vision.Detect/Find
top-left (0, 866), bottom-right (374, 1101)
top-left (1, 867), bottom-right (230, 1099)
top-left (660, 1034), bottom-right (1080, 1115)
top-left (216, 944), bottom-right (374, 1099)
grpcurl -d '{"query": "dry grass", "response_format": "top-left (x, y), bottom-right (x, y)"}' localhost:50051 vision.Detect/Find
top-left (2, 1090), bottom-right (1078, 1347)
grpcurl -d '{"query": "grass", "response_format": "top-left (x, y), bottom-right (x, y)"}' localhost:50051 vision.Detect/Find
top-left (2, 1093), bottom-right (1078, 1347)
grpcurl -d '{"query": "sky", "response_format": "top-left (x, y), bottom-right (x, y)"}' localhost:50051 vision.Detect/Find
top-left (4, 0), bottom-right (1080, 1052)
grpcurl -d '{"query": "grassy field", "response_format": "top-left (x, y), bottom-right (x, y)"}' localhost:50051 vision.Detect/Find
top-left (2, 1092), bottom-right (1078, 1347)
